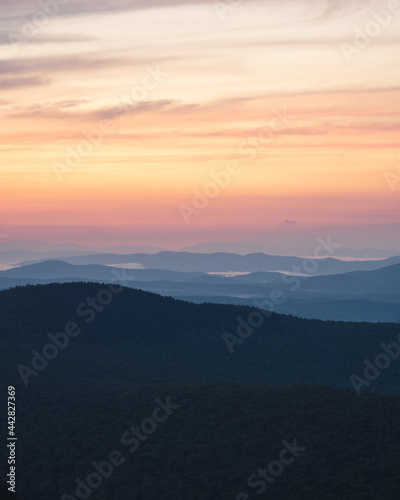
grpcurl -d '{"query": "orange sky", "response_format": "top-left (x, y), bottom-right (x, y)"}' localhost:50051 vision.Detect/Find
top-left (1, 0), bottom-right (399, 247)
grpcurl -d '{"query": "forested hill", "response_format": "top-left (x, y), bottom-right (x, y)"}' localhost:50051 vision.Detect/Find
top-left (2, 283), bottom-right (400, 499)
top-left (1, 282), bottom-right (400, 394)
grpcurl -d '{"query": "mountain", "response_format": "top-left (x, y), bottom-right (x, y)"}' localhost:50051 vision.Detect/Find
top-left (180, 224), bottom-right (400, 257)
top-left (329, 247), bottom-right (400, 258)
top-left (0, 260), bottom-right (284, 286)
top-left (0, 249), bottom-right (97, 265)
top-left (1, 283), bottom-right (400, 500)
top-left (1, 260), bottom-right (399, 323)
top-left (182, 239), bottom-right (400, 259)
top-left (1, 282), bottom-right (400, 392)
top-left (0, 260), bottom-right (121, 280)
top-left (0, 240), bottom-right (164, 254)
top-left (16, 252), bottom-right (400, 275)
top-left (300, 263), bottom-right (400, 296)
top-left (175, 295), bottom-right (400, 324)
top-left (0, 260), bottom-right (202, 282)
top-left (0, 240), bottom-right (102, 265)
top-left (0, 241), bottom-right (164, 265)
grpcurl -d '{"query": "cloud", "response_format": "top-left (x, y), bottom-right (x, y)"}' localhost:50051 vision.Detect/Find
top-left (284, 220), bottom-right (297, 225)
top-left (7, 99), bottom-right (177, 120)
top-left (7, 99), bottom-right (93, 119)
top-left (0, 54), bottom-right (130, 94)
top-left (273, 0), bottom-right (372, 26)
top-left (0, 54), bottom-right (128, 77)
top-left (0, 76), bottom-right (48, 89)
top-left (0, 0), bottom-right (229, 21)
top-left (236, 35), bottom-right (400, 50)
top-left (0, 0), bottom-right (369, 18)
top-left (95, 99), bottom-right (176, 120)
top-left (0, 31), bottom-right (95, 46)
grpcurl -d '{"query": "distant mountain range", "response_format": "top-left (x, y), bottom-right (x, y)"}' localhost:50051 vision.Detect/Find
top-left (180, 224), bottom-right (400, 257)
top-left (15, 252), bottom-right (400, 275)
top-left (182, 241), bottom-right (400, 259)
top-left (1, 231), bottom-right (400, 264)
top-left (0, 240), bottom-right (164, 264)
top-left (0, 258), bottom-right (399, 323)
top-left (300, 263), bottom-right (400, 295)
top-left (4, 258), bottom-right (399, 297)
top-left (0, 240), bottom-right (164, 254)
top-left (0, 260), bottom-right (198, 281)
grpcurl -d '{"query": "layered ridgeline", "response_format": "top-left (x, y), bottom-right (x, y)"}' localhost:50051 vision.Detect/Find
top-left (0, 259), bottom-right (399, 323)
top-left (14, 251), bottom-right (400, 274)
top-left (1, 283), bottom-right (400, 499)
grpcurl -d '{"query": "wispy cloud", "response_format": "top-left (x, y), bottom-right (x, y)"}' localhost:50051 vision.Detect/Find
top-left (0, 54), bottom-right (128, 76)
top-left (7, 99), bottom-right (175, 120)
top-left (7, 98), bottom-right (88, 117)
top-left (0, 76), bottom-right (48, 89)
top-left (0, 0), bottom-right (371, 19)
top-left (0, 0), bottom-right (230, 22)
top-left (292, 0), bottom-right (372, 24)
top-left (0, 31), bottom-right (96, 46)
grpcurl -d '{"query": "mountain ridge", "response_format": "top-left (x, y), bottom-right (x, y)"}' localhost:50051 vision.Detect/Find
top-left (13, 252), bottom-right (400, 275)
top-left (2, 282), bottom-right (400, 394)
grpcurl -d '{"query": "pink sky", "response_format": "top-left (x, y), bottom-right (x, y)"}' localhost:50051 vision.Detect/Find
top-left (1, 0), bottom-right (399, 248)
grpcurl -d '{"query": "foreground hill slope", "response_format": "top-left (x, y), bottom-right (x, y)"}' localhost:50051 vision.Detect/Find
top-left (1, 283), bottom-right (400, 499)
top-left (1, 283), bottom-right (400, 393)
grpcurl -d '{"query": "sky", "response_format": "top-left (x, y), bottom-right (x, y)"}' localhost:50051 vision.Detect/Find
top-left (0, 0), bottom-right (399, 248)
